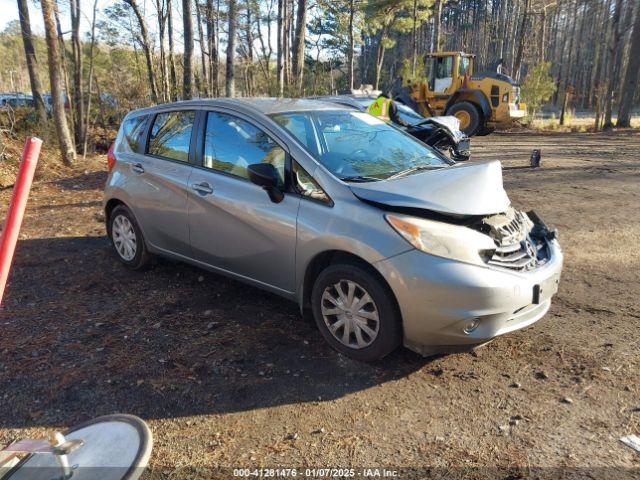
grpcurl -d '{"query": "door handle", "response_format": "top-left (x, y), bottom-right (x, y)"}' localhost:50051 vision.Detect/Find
top-left (131, 162), bottom-right (145, 174)
top-left (191, 182), bottom-right (213, 195)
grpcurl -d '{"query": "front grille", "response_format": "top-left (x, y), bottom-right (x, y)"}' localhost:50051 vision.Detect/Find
top-left (488, 237), bottom-right (544, 271)
top-left (480, 208), bottom-right (546, 271)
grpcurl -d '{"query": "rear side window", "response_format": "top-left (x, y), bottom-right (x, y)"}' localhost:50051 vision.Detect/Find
top-left (148, 110), bottom-right (195, 162)
top-left (117, 115), bottom-right (148, 153)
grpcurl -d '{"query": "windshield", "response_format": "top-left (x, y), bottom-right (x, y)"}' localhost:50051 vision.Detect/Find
top-left (270, 110), bottom-right (450, 181)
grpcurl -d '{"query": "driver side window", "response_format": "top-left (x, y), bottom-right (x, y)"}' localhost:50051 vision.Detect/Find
top-left (203, 112), bottom-right (286, 187)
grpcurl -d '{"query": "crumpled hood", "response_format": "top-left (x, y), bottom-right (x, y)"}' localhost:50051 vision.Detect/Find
top-left (418, 115), bottom-right (466, 141)
top-left (349, 160), bottom-right (511, 216)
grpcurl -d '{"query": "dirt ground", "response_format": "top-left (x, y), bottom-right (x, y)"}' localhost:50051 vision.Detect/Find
top-left (1, 130), bottom-right (639, 479)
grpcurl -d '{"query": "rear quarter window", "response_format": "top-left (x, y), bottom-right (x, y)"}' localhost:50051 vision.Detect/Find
top-left (117, 115), bottom-right (148, 153)
top-left (116, 115), bottom-right (147, 153)
top-left (148, 110), bottom-right (195, 162)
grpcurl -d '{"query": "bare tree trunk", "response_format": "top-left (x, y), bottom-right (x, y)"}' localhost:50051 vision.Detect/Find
top-left (560, 0), bottom-right (579, 126)
top-left (226, 0), bottom-right (237, 97)
top-left (411, 0), bottom-right (418, 75)
top-left (282, 0), bottom-right (290, 86)
top-left (617, 4), bottom-right (640, 128)
top-left (244, 2), bottom-right (255, 96)
top-left (53, 3), bottom-right (74, 140)
top-left (291, 0), bottom-right (306, 91)
top-left (70, 0), bottom-right (84, 147)
top-left (124, 0), bottom-right (159, 103)
top-left (348, 0), bottom-right (355, 90)
top-left (538, 6), bottom-right (547, 63)
top-left (206, 0), bottom-right (219, 96)
top-left (436, 0), bottom-right (444, 51)
top-left (276, 0), bottom-right (284, 95)
top-left (155, 0), bottom-right (170, 102)
top-left (512, 0), bottom-right (530, 82)
top-left (182, 0), bottom-right (194, 99)
top-left (40, 0), bottom-right (75, 165)
top-left (603, 0), bottom-right (623, 129)
top-left (508, 0), bottom-right (520, 73)
top-left (167, 0), bottom-right (179, 100)
top-left (17, 0), bottom-right (47, 122)
top-left (83, 0), bottom-right (98, 159)
top-left (498, 0), bottom-right (510, 60)
top-left (196, 1), bottom-right (209, 97)
top-left (374, 28), bottom-right (388, 90)
top-left (255, 1), bottom-right (271, 83)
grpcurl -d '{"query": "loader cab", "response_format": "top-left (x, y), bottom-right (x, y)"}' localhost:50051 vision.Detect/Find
top-left (425, 52), bottom-right (474, 94)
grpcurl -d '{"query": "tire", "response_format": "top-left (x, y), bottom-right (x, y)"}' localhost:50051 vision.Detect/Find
top-left (446, 101), bottom-right (482, 136)
top-left (108, 204), bottom-right (151, 270)
top-left (311, 263), bottom-right (402, 362)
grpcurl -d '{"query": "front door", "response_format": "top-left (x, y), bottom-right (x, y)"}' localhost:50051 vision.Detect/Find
top-left (188, 110), bottom-right (300, 293)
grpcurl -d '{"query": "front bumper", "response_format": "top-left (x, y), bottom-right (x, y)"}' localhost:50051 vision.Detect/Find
top-left (374, 239), bottom-right (563, 356)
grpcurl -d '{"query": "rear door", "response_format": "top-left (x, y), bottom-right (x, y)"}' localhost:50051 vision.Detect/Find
top-left (187, 110), bottom-right (300, 293)
top-left (125, 109), bottom-right (196, 257)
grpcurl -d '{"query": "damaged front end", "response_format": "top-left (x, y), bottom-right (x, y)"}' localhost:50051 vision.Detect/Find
top-left (471, 207), bottom-right (558, 272)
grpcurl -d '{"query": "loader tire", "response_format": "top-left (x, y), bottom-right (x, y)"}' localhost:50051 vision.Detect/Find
top-left (447, 102), bottom-right (482, 136)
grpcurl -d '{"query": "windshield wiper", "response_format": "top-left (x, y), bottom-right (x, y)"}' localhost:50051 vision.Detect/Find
top-left (340, 175), bottom-right (381, 183)
top-left (386, 164), bottom-right (442, 180)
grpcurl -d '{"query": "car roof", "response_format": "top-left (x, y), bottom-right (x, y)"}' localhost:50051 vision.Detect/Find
top-left (126, 97), bottom-right (351, 118)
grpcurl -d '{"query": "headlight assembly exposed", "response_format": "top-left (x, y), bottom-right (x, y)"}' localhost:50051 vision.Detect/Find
top-left (385, 214), bottom-right (496, 266)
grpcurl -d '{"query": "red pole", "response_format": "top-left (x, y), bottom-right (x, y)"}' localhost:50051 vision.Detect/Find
top-left (0, 137), bottom-right (42, 306)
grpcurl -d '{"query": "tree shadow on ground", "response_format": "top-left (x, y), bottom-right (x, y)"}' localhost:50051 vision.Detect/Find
top-left (0, 236), bottom-right (432, 430)
top-left (52, 171), bottom-right (107, 191)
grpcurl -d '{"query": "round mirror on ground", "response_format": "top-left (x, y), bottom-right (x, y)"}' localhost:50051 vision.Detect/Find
top-left (4, 414), bottom-right (152, 480)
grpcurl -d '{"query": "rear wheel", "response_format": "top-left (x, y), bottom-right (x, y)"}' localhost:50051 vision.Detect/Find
top-left (108, 205), bottom-right (151, 270)
top-left (311, 263), bottom-right (402, 362)
top-left (446, 101), bottom-right (482, 136)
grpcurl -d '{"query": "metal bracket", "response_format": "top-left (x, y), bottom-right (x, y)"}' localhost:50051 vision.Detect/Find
top-left (1, 432), bottom-right (84, 479)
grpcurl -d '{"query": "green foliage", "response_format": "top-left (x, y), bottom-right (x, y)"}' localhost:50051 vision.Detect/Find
top-left (521, 62), bottom-right (556, 120)
top-left (364, 0), bottom-right (433, 39)
top-left (398, 54), bottom-right (426, 83)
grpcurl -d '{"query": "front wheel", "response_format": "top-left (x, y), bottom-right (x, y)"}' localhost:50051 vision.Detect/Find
top-left (446, 101), bottom-right (482, 136)
top-left (311, 263), bottom-right (402, 362)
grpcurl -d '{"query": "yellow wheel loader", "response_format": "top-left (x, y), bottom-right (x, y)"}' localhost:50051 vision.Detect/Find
top-left (396, 52), bottom-right (527, 136)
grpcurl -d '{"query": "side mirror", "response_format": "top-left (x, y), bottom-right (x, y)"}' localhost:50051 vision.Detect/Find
top-left (247, 163), bottom-right (284, 203)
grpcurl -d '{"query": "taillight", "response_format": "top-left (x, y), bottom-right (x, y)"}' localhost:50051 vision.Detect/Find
top-left (107, 143), bottom-right (116, 172)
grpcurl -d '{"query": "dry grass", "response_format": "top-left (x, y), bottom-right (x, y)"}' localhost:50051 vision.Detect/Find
top-left (527, 115), bottom-right (640, 132)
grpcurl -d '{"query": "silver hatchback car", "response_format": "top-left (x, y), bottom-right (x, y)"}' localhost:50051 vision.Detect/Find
top-left (104, 98), bottom-right (563, 361)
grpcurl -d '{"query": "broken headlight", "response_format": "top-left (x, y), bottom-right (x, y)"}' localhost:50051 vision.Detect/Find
top-left (386, 214), bottom-right (496, 266)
